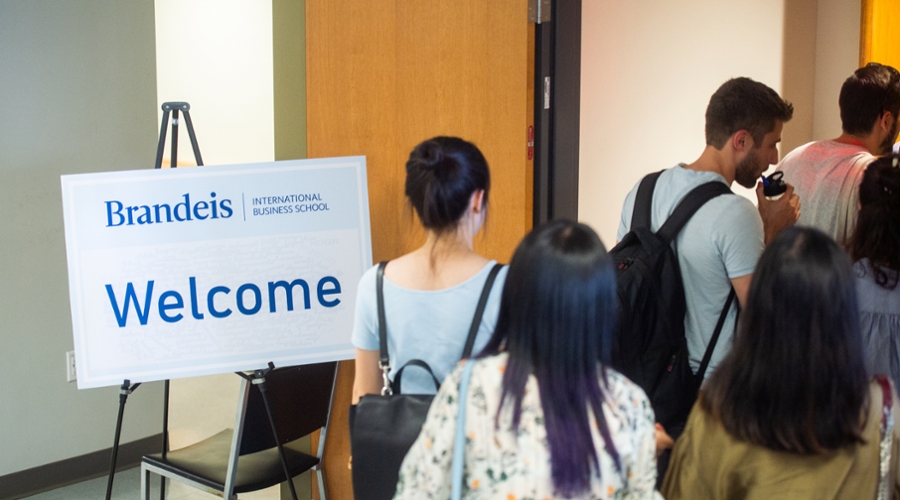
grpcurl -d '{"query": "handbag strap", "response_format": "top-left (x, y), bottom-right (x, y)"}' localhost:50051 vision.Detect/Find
top-left (696, 287), bottom-right (737, 381)
top-left (392, 359), bottom-right (441, 394)
top-left (375, 261), bottom-right (392, 395)
top-left (450, 360), bottom-right (476, 500)
top-left (375, 262), bottom-right (503, 395)
top-left (876, 375), bottom-right (893, 500)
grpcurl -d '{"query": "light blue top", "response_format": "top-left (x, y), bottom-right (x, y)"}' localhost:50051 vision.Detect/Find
top-left (856, 259), bottom-right (900, 388)
top-left (351, 261), bottom-right (507, 394)
top-left (617, 165), bottom-right (764, 376)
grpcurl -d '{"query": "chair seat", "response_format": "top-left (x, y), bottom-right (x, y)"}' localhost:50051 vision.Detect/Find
top-left (143, 429), bottom-right (320, 493)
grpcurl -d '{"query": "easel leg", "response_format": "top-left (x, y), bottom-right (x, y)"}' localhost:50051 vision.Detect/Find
top-left (106, 380), bottom-right (139, 500)
top-left (160, 379), bottom-right (169, 500)
top-left (238, 363), bottom-right (299, 500)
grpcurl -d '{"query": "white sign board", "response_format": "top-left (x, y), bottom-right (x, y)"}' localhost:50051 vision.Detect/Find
top-left (61, 157), bottom-right (371, 389)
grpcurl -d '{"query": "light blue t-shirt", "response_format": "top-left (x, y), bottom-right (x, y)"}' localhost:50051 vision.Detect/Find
top-left (351, 261), bottom-right (507, 394)
top-left (617, 165), bottom-right (764, 376)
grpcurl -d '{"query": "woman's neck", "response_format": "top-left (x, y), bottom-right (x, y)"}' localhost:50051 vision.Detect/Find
top-left (421, 228), bottom-right (474, 258)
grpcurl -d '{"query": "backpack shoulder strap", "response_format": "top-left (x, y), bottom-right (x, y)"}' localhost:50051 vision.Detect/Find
top-left (631, 170), bottom-right (664, 230)
top-left (696, 287), bottom-right (737, 381)
top-left (657, 181), bottom-right (732, 243)
top-left (461, 263), bottom-right (504, 358)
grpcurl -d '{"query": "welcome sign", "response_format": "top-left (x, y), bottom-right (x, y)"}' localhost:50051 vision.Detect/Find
top-left (61, 157), bottom-right (370, 389)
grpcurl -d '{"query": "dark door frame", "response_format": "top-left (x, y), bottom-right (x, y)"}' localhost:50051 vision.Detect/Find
top-left (533, 0), bottom-right (581, 226)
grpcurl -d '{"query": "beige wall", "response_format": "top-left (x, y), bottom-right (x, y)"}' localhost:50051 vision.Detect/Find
top-left (579, 0), bottom-right (861, 245)
top-left (154, 0), bottom-right (275, 166)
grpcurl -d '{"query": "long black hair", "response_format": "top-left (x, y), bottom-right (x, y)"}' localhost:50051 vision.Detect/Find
top-left (848, 154), bottom-right (900, 290)
top-left (701, 227), bottom-right (868, 453)
top-left (480, 220), bottom-right (620, 497)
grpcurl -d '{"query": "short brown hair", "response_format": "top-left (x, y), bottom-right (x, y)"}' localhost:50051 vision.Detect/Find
top-left (705, 77), bottom-right (794, 149)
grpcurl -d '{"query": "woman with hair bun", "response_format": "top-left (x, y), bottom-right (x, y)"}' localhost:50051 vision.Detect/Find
top-left (351, 136), bottom-right (507, 400)
top-left (849, 154), bottom-right (900, 388)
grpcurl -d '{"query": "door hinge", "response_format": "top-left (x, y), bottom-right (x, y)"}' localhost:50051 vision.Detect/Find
top-left (528, 0), bottom-right (552, 24)
top-left (543, 77), bottom-right (551, 110)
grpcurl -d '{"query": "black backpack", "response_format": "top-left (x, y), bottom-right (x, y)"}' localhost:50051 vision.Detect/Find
top-left (610, 170), bottom-right (736, 430)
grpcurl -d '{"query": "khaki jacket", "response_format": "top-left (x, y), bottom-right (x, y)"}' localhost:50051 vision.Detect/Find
top-left (662, 382), bottom-right (900, 500)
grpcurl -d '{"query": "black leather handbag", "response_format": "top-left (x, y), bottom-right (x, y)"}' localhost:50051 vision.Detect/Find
top-left (349, 261), bottom-right (503, 500)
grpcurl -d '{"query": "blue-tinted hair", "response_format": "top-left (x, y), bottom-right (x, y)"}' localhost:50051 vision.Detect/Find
top-left (481, 220), bottom-right (620, 496)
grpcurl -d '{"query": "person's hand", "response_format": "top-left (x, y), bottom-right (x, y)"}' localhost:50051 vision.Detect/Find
top-left (756, 181), bottom-right (800, 244)
top-left (655, 423), bottom-right (674, 457)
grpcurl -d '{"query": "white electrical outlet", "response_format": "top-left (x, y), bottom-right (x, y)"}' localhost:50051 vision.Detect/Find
top-left (66, 351), bottom-right (77, 382)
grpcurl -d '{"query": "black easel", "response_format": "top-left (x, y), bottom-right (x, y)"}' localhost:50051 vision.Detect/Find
top-left (154, 101), bottom-right (204, 169)
top-left (105, 101), bottom-right (204, 500)
top-left (237, 362), bottom-right (300, 500)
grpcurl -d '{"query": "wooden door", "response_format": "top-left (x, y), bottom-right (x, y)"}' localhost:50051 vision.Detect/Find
top-left (860, 0), bottom-right (900, 68)
top-left (306, 1), bottom-right (534, 498)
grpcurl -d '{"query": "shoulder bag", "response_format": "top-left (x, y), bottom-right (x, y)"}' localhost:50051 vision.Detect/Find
top-left (450, 359), bottom-right (476, 500)
top-left (349, 261), bottom-right (503, 500)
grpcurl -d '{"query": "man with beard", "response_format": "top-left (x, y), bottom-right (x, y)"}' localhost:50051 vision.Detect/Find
top-left (617, 77), bottom-right (799, 386)
top-left (777, 62), bottom-right (900, 246)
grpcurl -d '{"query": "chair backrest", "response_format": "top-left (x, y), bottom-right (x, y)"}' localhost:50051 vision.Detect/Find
top-left (238, 362), bottom-right (338, 456)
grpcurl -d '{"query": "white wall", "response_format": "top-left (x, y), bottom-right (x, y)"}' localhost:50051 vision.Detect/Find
top-left (579, 0), bottom-right (861, 245)
top-left (154, 0), bottom-right (275, 166)
top-left (813, 0), bottom-right (862, 139)
top-left (0, 0), bottom-right (163, 475)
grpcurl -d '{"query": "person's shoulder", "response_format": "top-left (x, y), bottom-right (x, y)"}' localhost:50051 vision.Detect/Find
top-left (358, 263), bottom-right (380, 287)
top-left (782, 140), bottom-right (874, 166)
top-left (604, 368), bottom-right (652, 405)
top-left (706, 190), bottom-right (758, 219)
top-left (779, 140), bottom-right (818, 163)
top-left (487, 260), bottom-right (509, 283)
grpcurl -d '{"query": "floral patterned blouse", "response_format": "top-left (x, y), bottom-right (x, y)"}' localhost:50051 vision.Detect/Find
top-left (394, 353), bottom-right (662, 499)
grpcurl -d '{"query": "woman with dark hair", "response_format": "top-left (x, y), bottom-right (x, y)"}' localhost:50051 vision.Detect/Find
top-left (351, 136), bottom-right (507, 400)
top-left (662, 227), bottom-right (900, 499)
top-left (849, 154), bottom-right (900, 388)
top-left (394, 220), bottom-right (660, 499)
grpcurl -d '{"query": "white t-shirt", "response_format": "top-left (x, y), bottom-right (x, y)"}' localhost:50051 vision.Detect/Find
top-left (617, 165), bottom-right (764, 376)
top-left (776, 140), bottom-right (874, 246)
top-left (351, 261), bottom-right (507, 394)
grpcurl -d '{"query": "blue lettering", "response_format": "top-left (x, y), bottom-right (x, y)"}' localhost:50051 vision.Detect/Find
top-left (189, 276), bottom-right (204, 319)
top-left (219, 199), bottom-right (233, 218)
top-left (317, 276), bottom-right (341, 308)
top-left (126, 206), bottom-right (139, 225)
top-left (236, 284), bottom-right (261, 315)
top-left (210, 192), bottom-right (218, 218)
top-left (153, 203), bottom-right (173, 223)
top-left (105, 201), bottom-right (125, 227)
top-left (267, 279), bottom-right (311, 312)
top-left (158, 290), bottom-right (184, 322)
top-left (193, 200), bottom-right (209, 220)
top-left (207, 286), bottom-right (231, 318)
top-left (136, 205), bottom-right (153, 225)
top-left (174, 193), bottom-right (192, 222)
top-left (105, 281), bottom-right (154, 327)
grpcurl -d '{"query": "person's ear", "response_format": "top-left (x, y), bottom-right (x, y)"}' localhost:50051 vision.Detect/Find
top-left (471, 190), bottom-right (485, 214)
top-left (731, 130), bottom-right (754, 152)
top-left (878, 110), bottom-right (894, 133)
